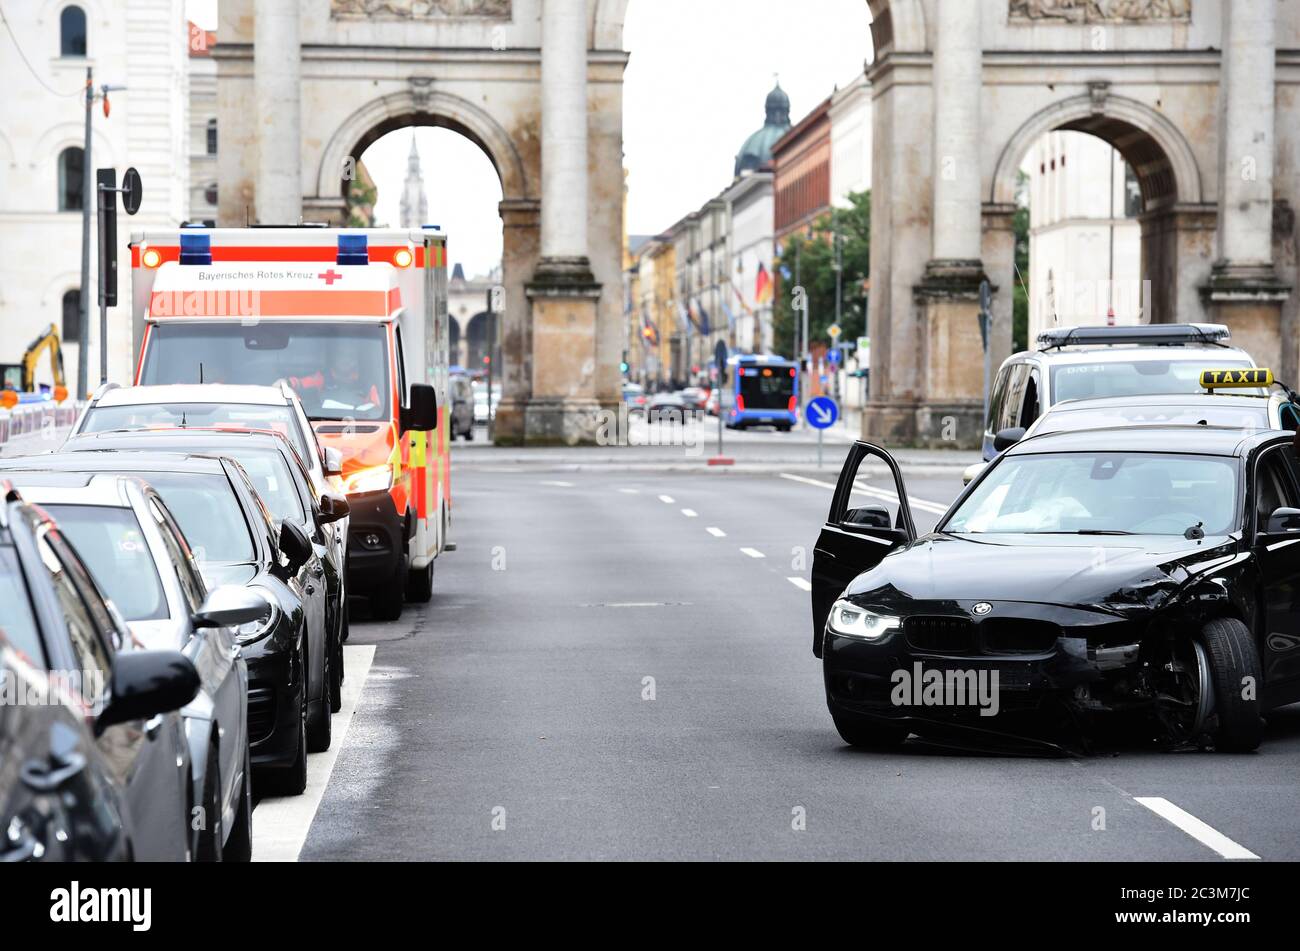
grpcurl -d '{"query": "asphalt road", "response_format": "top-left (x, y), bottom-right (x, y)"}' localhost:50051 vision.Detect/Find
top-left (286, 433), bottom-right (1300, 861)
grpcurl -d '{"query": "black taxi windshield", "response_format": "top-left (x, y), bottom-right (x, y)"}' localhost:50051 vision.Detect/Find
top-left (141, 322), bottom-right (390, 421)
top-left (943, 452), bottom-right (1240, 536)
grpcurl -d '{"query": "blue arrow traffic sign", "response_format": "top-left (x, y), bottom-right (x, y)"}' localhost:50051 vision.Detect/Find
top-left (807, 396), bottom-right (838, 430)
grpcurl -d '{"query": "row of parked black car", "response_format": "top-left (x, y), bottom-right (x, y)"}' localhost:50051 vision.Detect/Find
top-left (0, 393), bottom-right (354, 861)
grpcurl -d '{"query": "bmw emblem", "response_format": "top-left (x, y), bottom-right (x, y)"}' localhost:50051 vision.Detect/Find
top-left (972, 602), bottom-right (993, 616)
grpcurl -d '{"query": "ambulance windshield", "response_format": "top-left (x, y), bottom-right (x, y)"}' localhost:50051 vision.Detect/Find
top-left (141, 322), bottom-right (390, 421)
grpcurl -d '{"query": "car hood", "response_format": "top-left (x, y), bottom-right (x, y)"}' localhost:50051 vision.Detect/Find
top-left (845, 532), bottom-right (1241, 615)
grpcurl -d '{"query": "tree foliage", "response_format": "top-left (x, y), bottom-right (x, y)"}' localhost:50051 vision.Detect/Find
top-left (773, 190), bottom-right (870, 358)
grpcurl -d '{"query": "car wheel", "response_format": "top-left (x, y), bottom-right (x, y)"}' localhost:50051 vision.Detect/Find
top-left (407, 559), bottom-right (434, 603)
top-left (830, 706), bottom-right (909, 749)
top-left (222, 741), bottom-right (253, 862)
top-left (330, 621), bottom-right (344, 714)
top-left (307, 638), bottom-right (333, 753)
top-left (196, 743), bottom-right (223, 862)
top-left (1199, 618), bottom-right (1264, 752)
top-left (371, 563), bottom-right (406, 621)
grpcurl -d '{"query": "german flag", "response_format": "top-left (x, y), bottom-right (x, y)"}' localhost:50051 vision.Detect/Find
top-left (755, 262), bottom-right (773, 305)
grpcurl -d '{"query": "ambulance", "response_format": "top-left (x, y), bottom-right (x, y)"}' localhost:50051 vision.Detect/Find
top-left (129, 227), bottom-right (450, 621)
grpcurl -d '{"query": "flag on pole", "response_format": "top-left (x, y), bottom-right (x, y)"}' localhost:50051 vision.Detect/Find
top-left (640, 306), bottom-right (659, 347)
top-left (755, 262), bottom-right (774, 305)
top-left (695, 300), bottom-right (711, 336)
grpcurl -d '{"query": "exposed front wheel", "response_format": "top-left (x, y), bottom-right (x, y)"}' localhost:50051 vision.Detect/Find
top-left (307, 638), bottom-right (333, 753)
top-left (1199, 618), bottom-right (1264, 752)
top-left (222, 742), bottom-right (253, 862)
top-left (195, 744), bottom-right (223, 862)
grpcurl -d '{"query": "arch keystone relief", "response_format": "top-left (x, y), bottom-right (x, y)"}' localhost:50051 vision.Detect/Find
top-left (1008, 0), bottom-right (1190, 21)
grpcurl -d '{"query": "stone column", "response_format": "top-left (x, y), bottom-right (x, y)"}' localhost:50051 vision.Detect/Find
top-left (913, 0), bottom-right (985, 447)
top-left (525, 0), bottom-right (603, 445)
top-left (254, 0), bottom-right (302, 224)
top-left (1206, 0), bottom-right (1289, 363)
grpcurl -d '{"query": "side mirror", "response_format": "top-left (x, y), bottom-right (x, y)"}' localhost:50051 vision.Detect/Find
top-left (402, 383), bottom-right (438, 432)
top-left (961, 462), bottom-right (987, 486)
top-left (842, 504), bottom-right (892, 532)
top-left (323, 447), bottom-right (344, 477)
top-left (192, 586), bottom-right (271, 629)
top-left (96, 650), bottom-right (200, 733)
top-left (277, 520), bottom-right (314, 575)
top-left (318, 491), bottom-right (350, 525)
top-left (1266, 506), bottom-right (1300, 536)
top-left (993, 427), bottom-right (1026, 452)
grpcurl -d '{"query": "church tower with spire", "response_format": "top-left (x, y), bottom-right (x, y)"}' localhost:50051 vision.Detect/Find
top-left (399, 134), bottom-right (429, 228)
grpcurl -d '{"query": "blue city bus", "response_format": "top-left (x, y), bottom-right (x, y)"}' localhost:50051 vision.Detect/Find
top-left (724, 354), bottom-right (798, 431)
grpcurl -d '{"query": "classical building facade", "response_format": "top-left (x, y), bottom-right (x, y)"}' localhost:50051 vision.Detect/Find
top-left (772, 97), bottom-right (832, 247)
top-left (866, 0), bottom-right (1299, 447)
top-left (0, 0), bottom-right (191, 395)
top-left (214, 0), bottom-right (630, 445)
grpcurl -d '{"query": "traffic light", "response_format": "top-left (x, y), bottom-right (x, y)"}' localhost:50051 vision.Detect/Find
top-left (620, 351), bottom-right (629, 375)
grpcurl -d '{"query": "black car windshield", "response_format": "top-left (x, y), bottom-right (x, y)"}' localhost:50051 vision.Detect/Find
top-left (0, 545), bottom-right (46, 666)
top-left (944, 452), bottom-right (1239, 536)
top-left (1050, 359), bottom-right (1258, 404)
top-left (82, 402), bottom-right (312, 461)
top-left (140, 321), bottom-right (390, 421)
top-left (127, 472), bottom-right (256, 563)
top-left (42, 505), bottom-right (168, 622)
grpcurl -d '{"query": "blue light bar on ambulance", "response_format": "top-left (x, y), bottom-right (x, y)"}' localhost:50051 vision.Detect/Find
top-left (1036, 323), bottom-right (1231, 350)
top-left (179, 232), bottom-right (212, 265)
top-left (337, 234), bottom-right (369, 265)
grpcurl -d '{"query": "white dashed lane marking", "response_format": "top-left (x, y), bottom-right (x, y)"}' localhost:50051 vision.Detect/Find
top-left (740, 547), bottom-right (765, 559)
top-left (706, 527), bottom-right (726, 537)
top-left (658, 495), bottom-right (675, 504)
top-left (681, 508), bottom-right (698, 518)
top-left (1134, 797), bottom-right (1260, 860)
top-left (778, 472), bottom-right (949, 516)
top-left (787, 577), bottom-right (811, 591)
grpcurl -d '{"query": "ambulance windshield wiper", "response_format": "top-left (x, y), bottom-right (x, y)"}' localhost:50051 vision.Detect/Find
top-left (1037, 530), bottom-right (1135, 535)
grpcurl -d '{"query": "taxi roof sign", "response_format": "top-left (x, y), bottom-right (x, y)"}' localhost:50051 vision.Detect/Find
top-left (1200, 368), bottom-right (1273, 389)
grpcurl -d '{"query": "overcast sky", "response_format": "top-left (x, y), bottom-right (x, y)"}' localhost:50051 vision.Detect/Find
top-left (185, 0), bottom-right (874, 276)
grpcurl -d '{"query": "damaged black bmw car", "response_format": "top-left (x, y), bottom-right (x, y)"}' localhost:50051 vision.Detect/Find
top-left (811, 426), bottom-right (1300, 753)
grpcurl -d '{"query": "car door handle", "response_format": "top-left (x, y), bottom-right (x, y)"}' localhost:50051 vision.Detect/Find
top-left (20, 751), bottom-right (87, 793)
top-left (144, 715), bottom-right (165, 741)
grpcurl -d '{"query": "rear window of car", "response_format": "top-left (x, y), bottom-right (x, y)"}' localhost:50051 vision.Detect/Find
top-left (41, 505), bottom-right (168, 622)
top-left (1050, 359), bottom-right (1258, 404)
top-left (123, 471), bottom-right (256, 563)
top-left (83, 401), bottom-right (311, 461)
top-left (0, 545), bottom-right (46, 666)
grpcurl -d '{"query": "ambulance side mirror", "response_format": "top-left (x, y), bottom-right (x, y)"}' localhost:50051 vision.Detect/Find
top-left (403, 383), bottom-right (438, 432)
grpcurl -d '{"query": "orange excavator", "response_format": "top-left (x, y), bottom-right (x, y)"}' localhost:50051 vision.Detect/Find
top-left (0, 324), bottom-right (70, 409)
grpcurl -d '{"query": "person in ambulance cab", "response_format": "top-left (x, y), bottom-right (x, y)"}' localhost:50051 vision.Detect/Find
top-left (289, 351), bottom-right (380, 417)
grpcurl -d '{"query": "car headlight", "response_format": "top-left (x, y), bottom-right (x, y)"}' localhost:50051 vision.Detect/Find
top-left (343, 464), bottom-right (393, 496)
top-left (235, 593), bottom-right (280, 645)
top-left (827, 599), bottom-right (900, 641)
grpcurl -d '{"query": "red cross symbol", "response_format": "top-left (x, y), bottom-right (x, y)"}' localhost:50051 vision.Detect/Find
top-left (319, 269), bottom-right (342, 285)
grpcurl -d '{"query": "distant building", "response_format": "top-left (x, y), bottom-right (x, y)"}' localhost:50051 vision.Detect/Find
top-left (399, 135), bottom-right (428, 229)
top-left (1024, 131), bottom-right (1142, 341)
top-left (723, 170), bottom-right (776, 355)
top-left (829, 73), bottom-right (872, 208)
top-left (188, 22), bottom-right (218, 223)
top-left (0, 0), bottom-right (191, 393)
top-left (447, 264), bottom-right (500, 372)
top-left (772, 97), bottom-right (833, 247)
top-left (735, 81), bottom-right (792, 178)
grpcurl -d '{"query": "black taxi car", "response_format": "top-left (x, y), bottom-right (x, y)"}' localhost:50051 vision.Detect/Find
top-left (811, 426), bottom-right (1300, 753)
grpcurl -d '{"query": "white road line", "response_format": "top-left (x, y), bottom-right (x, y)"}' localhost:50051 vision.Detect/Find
top-left (540, 480), bottom-right (574, 487)
top-left (740, 547), bottom-right (765, 559)
top-left (706, 526), bottom-right (727, 537)
top-left (787, 577), bottom-right (812, 591)
top-left (252, 644), bottom-right (376, 862)
top-left (1134, 797), bottom-right (1260, 860)
top-left (618, 488), bottom-right (639, 494)
top-left (778, 472), bottom-right (949, 516)
top-left (658, 494), bottom-right (675, 504)
top-left (681, 508), bottom-right (698, 518)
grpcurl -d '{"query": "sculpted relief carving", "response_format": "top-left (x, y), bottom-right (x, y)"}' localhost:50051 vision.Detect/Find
top-left (1009, 0), bottom-right (1191, 22)
top-left (331, 0), bottom-right (512, 18)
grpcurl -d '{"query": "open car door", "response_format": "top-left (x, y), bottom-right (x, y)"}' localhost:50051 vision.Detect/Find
top-left (810, 441), bottom-right (916, 657)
